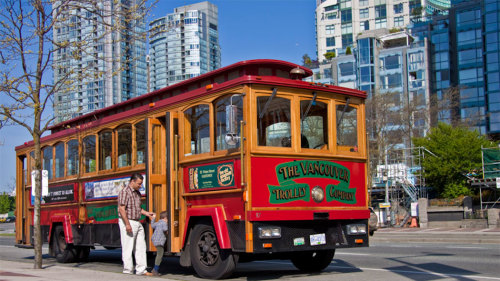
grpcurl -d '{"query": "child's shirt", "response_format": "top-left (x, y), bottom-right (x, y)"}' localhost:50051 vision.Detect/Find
top-left (151, 219), bottom-right (168, 247)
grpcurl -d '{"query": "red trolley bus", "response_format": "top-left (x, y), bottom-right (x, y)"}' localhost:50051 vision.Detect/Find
top-left (15, 59), bottom-right (369, 279)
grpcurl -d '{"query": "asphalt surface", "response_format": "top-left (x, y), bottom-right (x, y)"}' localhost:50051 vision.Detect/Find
top-left (1, 222), bottom-right (499, 281)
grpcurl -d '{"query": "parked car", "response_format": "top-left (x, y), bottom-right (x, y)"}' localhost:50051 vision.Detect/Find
top-left (5, 217), bottom-right (15, 223)
top-left (369, 207), bottom-right (378, 236)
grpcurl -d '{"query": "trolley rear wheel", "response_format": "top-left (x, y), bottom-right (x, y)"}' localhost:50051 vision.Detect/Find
top-left (50, 225), bottom-right (77, 263)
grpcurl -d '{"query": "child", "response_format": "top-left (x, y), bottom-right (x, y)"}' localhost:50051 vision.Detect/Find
top-left (151, 211), bottom-right (168, 276)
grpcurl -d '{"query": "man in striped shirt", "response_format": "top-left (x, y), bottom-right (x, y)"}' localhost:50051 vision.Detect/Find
top-left (118, 173), bottom-right (154, 276)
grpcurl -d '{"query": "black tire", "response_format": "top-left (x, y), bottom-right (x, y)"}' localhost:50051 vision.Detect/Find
top-left (51, 225), bottom-right (76, 263)
top-left (291, 249), bottom-right (335, 272)
top-left (189, 223), bottom-right (236, 279)
top-left (76, 246), bottom-right (91, 261)
top-left (103, 246), bottom-right (118, 250)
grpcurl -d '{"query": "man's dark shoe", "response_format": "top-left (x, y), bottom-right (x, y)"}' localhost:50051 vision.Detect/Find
top-left (152, 269), bottom-right (161, 276)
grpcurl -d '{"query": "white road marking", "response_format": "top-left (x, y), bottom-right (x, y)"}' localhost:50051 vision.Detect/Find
top-left (255, 260), bottom-right (500, 280)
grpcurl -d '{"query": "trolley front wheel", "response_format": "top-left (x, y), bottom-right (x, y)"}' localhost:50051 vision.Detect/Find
top-left (291, 249), bottom-right (335, 272)
top-left (189, 222), bottom-right (236, 279)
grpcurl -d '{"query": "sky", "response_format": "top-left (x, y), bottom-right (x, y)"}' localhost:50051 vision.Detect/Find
top-left (0, 0), bottom-right (317, 193)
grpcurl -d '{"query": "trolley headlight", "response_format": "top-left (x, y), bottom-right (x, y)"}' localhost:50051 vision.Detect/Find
top-left (346, 224), bottom-right (367, 235)
top-left (311, 186), bottom-right (324, 203)
top-left (258, 227), bottom-right (281, 239)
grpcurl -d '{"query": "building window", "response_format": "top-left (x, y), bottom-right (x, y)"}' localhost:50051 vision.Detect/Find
top-left (339, 62), bottom-right (355, 76)
top-left (375, 5), bottom-right (387, 19)
top-left (359, 8), bottom-right (369, 19)
top-left (380, 54), bottom-right (401, 70)
top-left (326, 11), bottom-right (337, 20)
top-left (394, 16), bottom-right (404, 27)
top-left (341, 23), bottom-right (352, 34)
top-left (394, 3), bottom-right (403, 14)
top-left (326, 37), bottom-right (336, 47)
top-left (341, 9), bottom-right (352, 23)
top-left (325, 24), bottom-right (335, 35)
top-left (359, 0), bottom-right (369, 7)
top-left (375, 18), bottom-right (387, 28)
top-left (360, 20), bottom-right (369, 31)
top-left (457, 9), bottom-right (481, 26)
top-left (381, 73), bottom-right (402, 89)
top-left (325, 4), bottom-right (338, 12)
top-left (340, 0), bottom-right (351, 9)
top-left (342, 34), bottom-right (353, 47)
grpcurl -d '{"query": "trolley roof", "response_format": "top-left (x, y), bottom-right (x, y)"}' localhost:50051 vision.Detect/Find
top-left (16, 59), bottom-right (365, 150)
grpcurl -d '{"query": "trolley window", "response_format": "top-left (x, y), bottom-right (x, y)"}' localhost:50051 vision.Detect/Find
top-left (55, 142), bottom-right (65, 178)
top-left (135, 120), bottom-right (146, 165)
top-left (117, 124), bottom-right (132, 168)
top-left (215, 95), bottom-right (243, 151)
top-left (184, 104), bottom-right (210, 155)
top-left (42, 146), bottom-right (53, 180)
top-left (66, 139), bottom-right (79, 176)
top-left (257, 96), bottom-right (291, 147)
top-left (83, 135), bottom-right (96, 173)
top-left (99, 130), bottom-right (113, 171)
top-left (300, 99), bottom-right (328, 149)
top-left (336, 104), bottom-right (358, 147)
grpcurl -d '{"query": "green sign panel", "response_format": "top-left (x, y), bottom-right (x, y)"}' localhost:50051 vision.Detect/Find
top-left (87, 203), bottom-right (146, 222)
top-left (189, 162), bottom-right (234, 190)
top-left (268, 160), bottom-right (356, 204)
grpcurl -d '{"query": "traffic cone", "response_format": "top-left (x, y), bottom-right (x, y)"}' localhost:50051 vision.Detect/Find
top-left (410, 217), bottom-right (418, 228)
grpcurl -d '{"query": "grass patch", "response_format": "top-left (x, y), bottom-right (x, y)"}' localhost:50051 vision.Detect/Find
top-left (0, 233), bottom-right (15, 236)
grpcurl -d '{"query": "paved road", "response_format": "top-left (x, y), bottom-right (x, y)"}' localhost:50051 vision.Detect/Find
top-left (1, 225), bottom-right (499, 281)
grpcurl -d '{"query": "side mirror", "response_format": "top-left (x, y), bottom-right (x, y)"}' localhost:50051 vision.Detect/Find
top-left (225, 104), bottom-right (239, 145)
top-left (225, 94), bottom-right (242, 145)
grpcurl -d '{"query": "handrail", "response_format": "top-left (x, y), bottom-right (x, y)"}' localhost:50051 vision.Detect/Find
top-left (240, 120), bottom-right (245, 187)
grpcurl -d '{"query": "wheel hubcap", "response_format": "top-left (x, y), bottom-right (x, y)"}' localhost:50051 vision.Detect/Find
top-left (198, 231), bottom-right (219, 266)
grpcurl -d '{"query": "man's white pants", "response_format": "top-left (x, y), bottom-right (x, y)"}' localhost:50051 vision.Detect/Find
top-left (119, 218), bottom-right (148, 274)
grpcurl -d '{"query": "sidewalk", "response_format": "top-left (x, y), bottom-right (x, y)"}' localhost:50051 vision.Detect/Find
top-left (371, 227), bottom-right (500, 244)
top-left (0, 260), bottom-right (175, 281)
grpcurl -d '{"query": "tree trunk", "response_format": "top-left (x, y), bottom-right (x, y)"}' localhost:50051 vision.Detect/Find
top-left (33, 134), bottom-right (42, 269)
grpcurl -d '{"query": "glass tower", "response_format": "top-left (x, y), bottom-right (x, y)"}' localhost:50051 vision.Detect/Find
top-left (149, 1), bottom-right (221, 90)
top-left (410, 0), bottom-right (500, 138)
top-left (52, 0), bottom-right (148, 123)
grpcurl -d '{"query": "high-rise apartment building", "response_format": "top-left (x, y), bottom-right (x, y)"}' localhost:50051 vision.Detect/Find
top-left (312, 30), bottom-right (431, 145)
top-left (52, 1), bottom-right (148, 123)
top-left (149, 1), bottom-right (220, 90)
top-left (315, 0), bottom-right (423, 62)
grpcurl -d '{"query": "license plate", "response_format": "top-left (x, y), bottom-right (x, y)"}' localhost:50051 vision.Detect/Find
top-left (294, 237), bottom-right (305, 246)
top-left (310, 233), bottom-right (326, 245)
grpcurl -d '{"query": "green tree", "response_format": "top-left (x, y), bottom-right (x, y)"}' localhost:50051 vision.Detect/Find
top-left (302, 54), bottom-right (312, 66)
top-left (324, 51), bottom-right (336, 60)
top-left (413, 123), bottom-right (497, 198)
top-left (0, 193), bottom-right (11, 213)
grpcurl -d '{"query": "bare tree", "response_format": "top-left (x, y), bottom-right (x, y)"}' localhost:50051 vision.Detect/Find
top-left (0, 0), bottom-right (153, 269)
top-left (366, 88), bottom-right (430, 174)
